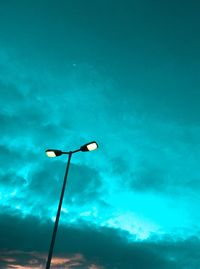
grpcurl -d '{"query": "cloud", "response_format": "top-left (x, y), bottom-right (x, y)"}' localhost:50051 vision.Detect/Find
top-left (0, 251), bottom-right (88, 269)
top-left (1, 213), bottom-right (200, 269)
top-left (0, 47), bottom-right (200, 239)
top-left (0, 2), bottom-right (200, 256)
top-left (0, 158), bottom-right (103, 221)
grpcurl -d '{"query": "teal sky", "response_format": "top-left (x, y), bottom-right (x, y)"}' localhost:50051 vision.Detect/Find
top-left (0, 0), bottom-right (200, 268)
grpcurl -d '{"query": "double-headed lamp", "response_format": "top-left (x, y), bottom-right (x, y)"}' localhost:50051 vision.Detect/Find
top-left (45, 141), bottom-right (98, 157)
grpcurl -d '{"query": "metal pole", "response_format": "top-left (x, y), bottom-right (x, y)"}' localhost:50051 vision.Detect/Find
top-left (45, 151), bottom-right (72, 269)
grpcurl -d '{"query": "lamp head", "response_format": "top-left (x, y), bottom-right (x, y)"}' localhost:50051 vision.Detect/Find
top-left (45, 149), bottom-right (63, 157)
top-left (80, 141), bottom-right (98, 152)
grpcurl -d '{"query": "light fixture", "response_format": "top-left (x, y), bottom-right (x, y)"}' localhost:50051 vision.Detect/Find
top-left (80, 141), bottom-right (98, 152)
top-left (45, 149), bottom-right (63, 157)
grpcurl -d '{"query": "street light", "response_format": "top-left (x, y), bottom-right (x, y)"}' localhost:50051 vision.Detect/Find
top-left (45, 141), bottom-right (98, 269)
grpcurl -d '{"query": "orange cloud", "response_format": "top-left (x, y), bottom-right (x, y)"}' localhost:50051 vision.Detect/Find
top-left (0, 250), bottom-right (103, 269)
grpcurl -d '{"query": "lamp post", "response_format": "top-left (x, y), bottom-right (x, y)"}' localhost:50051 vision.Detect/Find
top-left (45, 141), bottom-right (98, 269)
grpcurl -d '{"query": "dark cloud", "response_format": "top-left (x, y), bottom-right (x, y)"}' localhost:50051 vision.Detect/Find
top-left (66, 163), bottom-right (102, 204)
top-left (0, 156), bottom-right (103, 220)
top-left (0, 213), bottom-right (200, 269)
top-left (27, 161), bottom-right (103, 206)
top-left (128, 155), bottom-right (200, 196)
top-left (111, 157), bottom-right (129, 176)
top-left (130, 165), bottom-right (166, 193)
